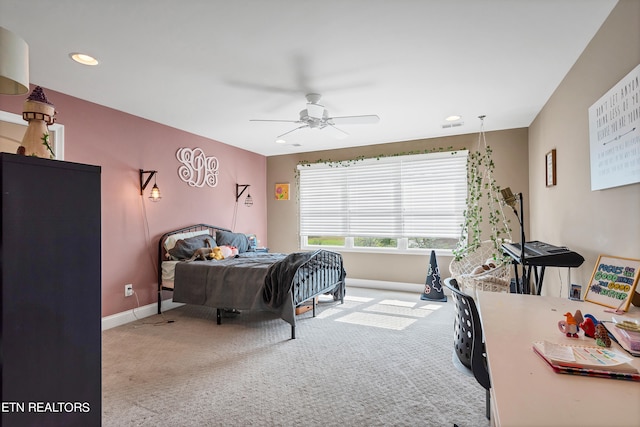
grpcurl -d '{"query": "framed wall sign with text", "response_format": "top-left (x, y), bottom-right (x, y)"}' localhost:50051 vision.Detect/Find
top-left (546, 149), bottom-right (556, 187)
top-left (584, 255), bottom-right (640, 311)
top-left (588, 63), bottom-right (640, 191)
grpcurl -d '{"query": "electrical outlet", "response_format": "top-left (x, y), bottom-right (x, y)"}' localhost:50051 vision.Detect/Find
top-left (125, 284), bottom-right (133, 297)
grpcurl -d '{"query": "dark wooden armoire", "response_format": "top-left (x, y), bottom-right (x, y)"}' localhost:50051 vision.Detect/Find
top-left (1, 153), bottom-right (101, 426)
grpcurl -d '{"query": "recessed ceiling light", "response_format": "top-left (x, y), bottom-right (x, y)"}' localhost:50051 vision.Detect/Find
top-left (275, 138), bottom-right (286, 144)
top-left (69, 53), bottom-right (99, 66)
top-left (445, 115), bottom-right (462, 122)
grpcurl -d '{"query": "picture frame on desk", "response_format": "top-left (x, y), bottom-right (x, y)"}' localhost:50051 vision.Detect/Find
top-left (569, 284), bottom-right (582, 300)
top-left (584, 255), bottom-right (640, 311)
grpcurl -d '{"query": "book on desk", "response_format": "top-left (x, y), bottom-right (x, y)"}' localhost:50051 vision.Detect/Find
top-left (533, 341), bottom-right (640, 381)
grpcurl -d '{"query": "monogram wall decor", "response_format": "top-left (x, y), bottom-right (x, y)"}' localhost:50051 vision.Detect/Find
top-left (176, 147), bottom-right (219, 188)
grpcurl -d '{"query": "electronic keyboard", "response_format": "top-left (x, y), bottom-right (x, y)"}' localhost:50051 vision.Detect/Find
top-left (502, 241), bottom-right (585, 268)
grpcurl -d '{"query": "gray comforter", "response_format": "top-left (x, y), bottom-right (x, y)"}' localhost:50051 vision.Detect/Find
top-left (263, 251), bottom-right (317, 309)
top-left (172, 252), bottom-right (296, 325)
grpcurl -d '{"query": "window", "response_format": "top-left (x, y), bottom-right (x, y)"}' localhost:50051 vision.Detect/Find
top-left (298, 150), bottom-right (468, 253)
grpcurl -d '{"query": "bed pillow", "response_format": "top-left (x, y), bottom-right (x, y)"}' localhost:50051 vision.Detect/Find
top-left (164, 229), bottom-right (211, 252)
top-left (216, 230), bottom-right (250, 253)
top-left (168, 235), bottom-right (216, 260)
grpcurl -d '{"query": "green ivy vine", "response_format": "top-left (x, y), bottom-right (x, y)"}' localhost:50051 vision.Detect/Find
top-left (295, 146), bottom-right (458, 179)
top-left (452, 143), bottom-right (512, 262)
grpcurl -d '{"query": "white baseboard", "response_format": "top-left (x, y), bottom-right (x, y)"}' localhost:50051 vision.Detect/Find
top-left (102, 279), bottom-right (426, 330)
top-left (101, 299), bottom-right (184, 331)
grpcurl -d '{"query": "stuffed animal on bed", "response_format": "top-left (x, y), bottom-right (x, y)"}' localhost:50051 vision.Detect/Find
top-left (210, 245), bottom-right (239, 260)
top-left (220, 245), bottom-right (238, 258)
top-left (186, 247), bottom-right (214, 262)
top-left (184, 240), bottom-right (215, 262)
top-left (212, 246), bottom-right (224, 260)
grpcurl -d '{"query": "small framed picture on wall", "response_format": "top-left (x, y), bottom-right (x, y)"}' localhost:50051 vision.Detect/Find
top-left (275, 183), bottom-right (290, 200)
top-left (546, 149), bottom-right (556, 187)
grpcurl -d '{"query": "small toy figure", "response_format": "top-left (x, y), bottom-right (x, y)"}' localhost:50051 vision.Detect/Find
top-left (212, 246), bottom-right (224, 260)
top-left (573, 310), bottom-right (584, 328)
top-left (580, 317), bottom-right (596, 338)
top-left (594, 324), bottom-right (611, 347)
top-left (558, 312), bottom-right (579, 338)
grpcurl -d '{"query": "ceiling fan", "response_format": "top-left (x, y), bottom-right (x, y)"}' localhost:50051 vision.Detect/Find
top-left (250, 93), bottom-right (380, 139)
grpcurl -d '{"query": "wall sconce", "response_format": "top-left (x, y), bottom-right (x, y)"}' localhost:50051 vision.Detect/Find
top-left (0, 27), bottom-right (30, 95)
top-left (236, 184), bottom-right (253, 207)
top-left (140, 169), bottom-right (162, 202)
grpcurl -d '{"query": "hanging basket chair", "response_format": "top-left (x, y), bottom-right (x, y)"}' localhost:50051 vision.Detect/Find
top-left (449, 240), bottom-right (511, 293)
top-left (451, 116), bottom-right (513, 294)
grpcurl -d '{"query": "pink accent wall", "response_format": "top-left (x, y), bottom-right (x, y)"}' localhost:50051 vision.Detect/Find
top-left (1, 87), bottom-right (267, 317)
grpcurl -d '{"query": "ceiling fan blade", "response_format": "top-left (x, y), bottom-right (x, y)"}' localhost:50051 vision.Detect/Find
top-left (226, 80), bottom-right (300, 94)
top-left (276, 125), bottom-right (309, 139)
top-left (329, 115), bottom-right (380, 125)
top-left (226, 54), bottom-right (313, 99)
top-left (249, 119), bottom-right (301, 123)
top-left (326, 124), bottom-right (349, 139)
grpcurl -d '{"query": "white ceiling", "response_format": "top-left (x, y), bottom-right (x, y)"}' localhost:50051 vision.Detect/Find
top-left (1, 0), bottom-right (618, 156)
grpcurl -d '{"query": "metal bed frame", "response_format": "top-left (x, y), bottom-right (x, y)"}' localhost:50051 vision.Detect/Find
top-left (157, 224), bottom-right (345, 338)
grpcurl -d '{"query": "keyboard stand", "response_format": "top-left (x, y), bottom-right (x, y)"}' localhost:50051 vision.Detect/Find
top-left (532, 265), bottom-right (545, 295)
top-left (510, 260), bottom-right (546, 295)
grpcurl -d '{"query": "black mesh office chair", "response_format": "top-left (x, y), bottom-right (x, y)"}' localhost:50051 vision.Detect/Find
top-left (444, 277), bottom-right (491, 420)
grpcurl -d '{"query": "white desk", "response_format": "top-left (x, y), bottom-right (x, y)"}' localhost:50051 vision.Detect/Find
top-left (476, 292), bottom-right (640, 427)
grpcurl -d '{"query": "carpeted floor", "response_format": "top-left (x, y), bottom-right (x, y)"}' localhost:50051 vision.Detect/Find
top-left (102, 287), bottom-right (489, 426)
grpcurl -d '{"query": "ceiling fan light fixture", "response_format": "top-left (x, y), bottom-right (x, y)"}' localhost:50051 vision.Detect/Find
top-left (306, 103), bottom-right (325, 119)
top-left (251, 93), bottom-right (379, 140)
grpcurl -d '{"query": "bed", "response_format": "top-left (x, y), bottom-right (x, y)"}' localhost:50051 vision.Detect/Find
top-left (157, 224), bottom-right (346, 338)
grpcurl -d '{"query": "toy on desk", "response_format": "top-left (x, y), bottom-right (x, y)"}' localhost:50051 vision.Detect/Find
top-left (594, 324), bottom-right (612, 347)
top-left (573, 310), bottom-right (584, 328)
top-left (580, 317), bottom-right (596, 338)
top-left (571, 309), bottom-right (588, 335)
top-left (583, 313), bottom-right (598, 324)
top-left (558, 312), bottom-right (579, 338)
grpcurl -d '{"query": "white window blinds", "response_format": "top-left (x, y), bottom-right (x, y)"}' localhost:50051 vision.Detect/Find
top-left (298, 150), bottom-right (468, 239)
